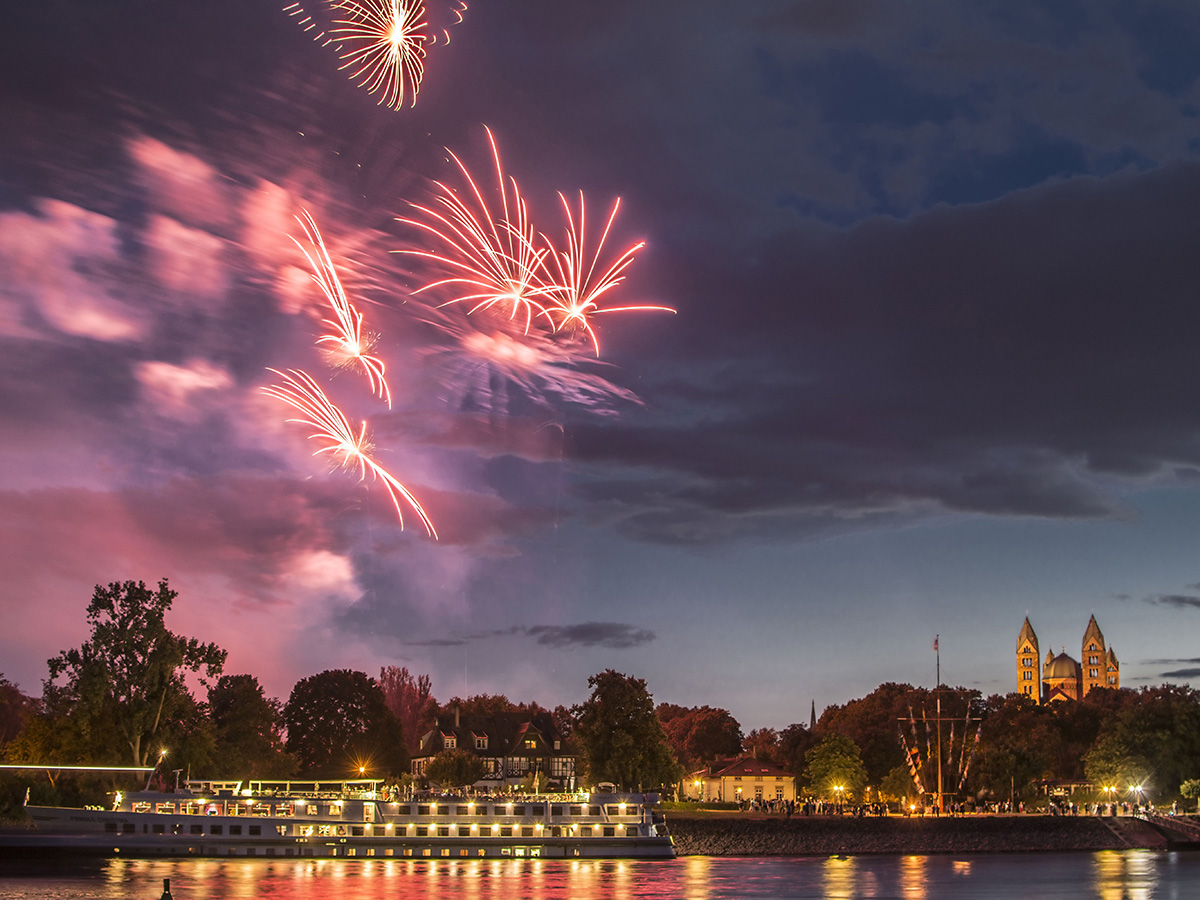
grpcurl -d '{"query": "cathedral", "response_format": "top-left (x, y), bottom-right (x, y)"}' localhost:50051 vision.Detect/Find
top-left (1016, 615), bottom-right (1120, 703)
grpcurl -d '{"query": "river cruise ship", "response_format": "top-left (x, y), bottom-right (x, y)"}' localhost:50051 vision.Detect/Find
top-left (19, 779), bottom-right (674, 859)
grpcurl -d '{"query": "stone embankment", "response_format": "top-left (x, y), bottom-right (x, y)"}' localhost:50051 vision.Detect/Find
top-left (666, 813), bottom-right (1168, 856)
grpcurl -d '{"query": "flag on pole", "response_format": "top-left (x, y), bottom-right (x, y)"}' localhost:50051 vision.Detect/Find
top-left (933, 636), bottom-right (939, 652)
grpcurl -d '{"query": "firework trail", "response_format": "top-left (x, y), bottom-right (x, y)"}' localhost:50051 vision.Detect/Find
top-left (539, 192), bottom-right (675, 356)
top-left (263, 368), bottom-right (437, 537)
top-left (292, 210), bottom-right (393, 407)
top-left (396, 126), bottom-right (554, 334)
top-left (429, 0), bottom-right (467, 45)
top-left (332, 0), bottom-right (428, 110)
top-left (284, 0), bottom-right (430, 109)
top-left (420, 306), bottom-right (640, 415)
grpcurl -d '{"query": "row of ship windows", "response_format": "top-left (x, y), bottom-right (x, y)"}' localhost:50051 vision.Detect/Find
top-left (105, 822), bottom-right (640, 838)
top-left (138, 802), bottom-right (637, 819)
top-left (116, 846), bottom-right (564, 859)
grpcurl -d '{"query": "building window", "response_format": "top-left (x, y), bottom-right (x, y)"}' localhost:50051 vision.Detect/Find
top-left (1023, 671), bottom-right (1032, 680)
top-left (524, 738), bottom-right (537, 750)
top-left (476, 736), bottom-right (487, 749)
top-left (445, 736), bottom-right (456, 749)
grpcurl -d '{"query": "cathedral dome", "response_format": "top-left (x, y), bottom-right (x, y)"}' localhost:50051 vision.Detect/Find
top-left (1045, 652), bottom-right (1079, 680)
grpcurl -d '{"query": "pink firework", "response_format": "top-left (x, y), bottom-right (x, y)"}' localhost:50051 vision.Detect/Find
top-left (292, 210), bottom-right (392, 408)
top-left (330, 0), bottom-right (428, 110)
top-left (264, 368), bottom-right (437, 537)
top-left (397, 127), bottom-right (553, 334)
top-left (539, 192), bottom-right (675, 356)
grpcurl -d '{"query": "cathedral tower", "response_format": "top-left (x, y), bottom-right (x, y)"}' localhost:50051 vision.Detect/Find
top-left (1016, 617), bottom-right (1040, 701)
top-left (1081, 615), bottom-right (1107, 697)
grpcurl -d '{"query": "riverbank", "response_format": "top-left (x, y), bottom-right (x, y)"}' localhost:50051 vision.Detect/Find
top-left (666, 812), bottom-right (1168, 855)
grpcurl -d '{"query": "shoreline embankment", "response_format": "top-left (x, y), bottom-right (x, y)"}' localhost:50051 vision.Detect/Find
top-left (666, 812), bottom-right (1169, 856)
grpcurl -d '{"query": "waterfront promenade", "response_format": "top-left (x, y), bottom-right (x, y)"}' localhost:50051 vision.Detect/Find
top-left (667, 811), bottom-right (1169, 856)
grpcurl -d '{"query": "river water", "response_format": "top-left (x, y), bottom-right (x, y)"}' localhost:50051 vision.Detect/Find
top-left (0, 851), bottom-right (1196, 899)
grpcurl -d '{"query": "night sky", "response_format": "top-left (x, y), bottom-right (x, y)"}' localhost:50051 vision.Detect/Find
top-left (3, 0), bottom-right (1200, 732)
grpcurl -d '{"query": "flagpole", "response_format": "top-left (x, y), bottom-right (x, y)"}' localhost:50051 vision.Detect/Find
top-left (936, 634), bottom-right (943, 813)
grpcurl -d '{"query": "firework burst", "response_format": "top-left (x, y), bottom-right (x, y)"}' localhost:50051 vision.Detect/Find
top-left (331, 0), bottom-right (428, 110)
top-left (291, 210), bottom-right (392, 407)
top-left (264, 368), bottom-right (437, 536)
top-left (396, 127), bottom-right (554, 334)
top-left (539, 193), bottom-right (675, 356)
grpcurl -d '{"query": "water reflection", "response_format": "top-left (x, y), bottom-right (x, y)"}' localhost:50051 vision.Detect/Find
top-left (2, 850), bottom-right (1196, 899)
top-left (1093, 850), bottom-right (1158, 900)
top-left (900, 854), bottom-right (927, 899)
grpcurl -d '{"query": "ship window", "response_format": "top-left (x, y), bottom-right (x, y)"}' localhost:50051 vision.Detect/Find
top-left (123, 824), bottom-right (135, 834)
top-left (570, 805), bottom-right (582, 816)
top-left (475, 805), bottom-right (489, 816)
top-left (133, 802), bottom-right (151, 814)
top-left (190, 825), bottom-right (203, 835)
top-left (459, 826), bottom-right (471, 836)
top-left (210, 825), bottom-right (223, 835)
top-left (521, 826), bottom-right (534, 837)
top-left (104, 823), bottom-right (118, 833)
top-left (416, 826), bottom-right (428, 836)
top-left (500, 826), bottom-right (512, 837)
top-left (530, 805), bottom-right (544, 816)
top-left (440, 848), bottom-right (451, 857)
top-left (627, 826), bottom-right (639, 837)
top-left (580, 826), bottom-right (592, 836)
top-left (418, 805), bottom-right (431, 816)
top-left (275, 804), bottom-right (292, 816)
top-left (249, 825), bottom-right (261, 836)
top-left (603, 826), bottom-right (615, 837)
top-left (456, 805), bottom-right (470, 816)
top-left (155, 803), bottom-right (175, 815)
top-left (252, 804), bottom-right (270, 817)
top-left (589, 806), bottom-right (601, 816)
top-left (351, 826), bottom-right (364, 836)
top-left (153, 824), bottom-right (165, 835)
top-left (437, 826), bottom-right (450, 836)
top-left (373, 826), bottom-right (386, 836)
top-left (306, 804), bottom-right (318, 816)
top-left (513, 805), bottom-right (526, 816)
top-left (230, 825), bottom-right (242, 836)
top-left (436, 805), bottom-right (449, 816)
top-left (552, 806), bottom-right (563, 816)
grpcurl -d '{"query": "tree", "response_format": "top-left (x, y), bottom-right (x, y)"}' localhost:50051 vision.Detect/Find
top-left (0, 675), bottom-right (37, 747)
top-left (658, 704), bottom-right (742, 770)
top-left (1181, 779), bottom-right (1200, 812)
top-left (45, 579), bottom-right (226, 766)
top-left (424, 748), bottom-right (485, 788)
top-left (379, 666), bottom-right (438, 755)
top-left (284, 670), bottom-right (406, 777)
top-left (777, 723), bottom-right (820, 776)
top-left (572, 670), bottom-right (680, 791)
top-left (881, 764), bottom-right (919, 807)
top-left (802, 733), bottom-right (868, 801)
top-left (743, 727), bottom-right (779, 762)
top-left (210, 675), bottom-right (296, 778)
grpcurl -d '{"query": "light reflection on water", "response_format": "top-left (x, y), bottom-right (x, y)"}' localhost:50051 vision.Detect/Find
top-left (0, 851), bottom-right (1198, 899)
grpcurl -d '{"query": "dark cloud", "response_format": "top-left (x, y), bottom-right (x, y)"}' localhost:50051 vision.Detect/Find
top-left (1143, 658), bottom-right (1200, 665)
top-left (526, 623), bottom-right (656, 649)
top-left (1161, 668), bottom-right (1200, 679)
top-left (1145, 595), bottom-right (1200, 610)
top-left (564, 163), bottom-right (1200, 544)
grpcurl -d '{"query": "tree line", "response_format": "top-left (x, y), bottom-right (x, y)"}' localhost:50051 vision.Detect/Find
top-left (3, 579), bottom-right (1200, 818)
